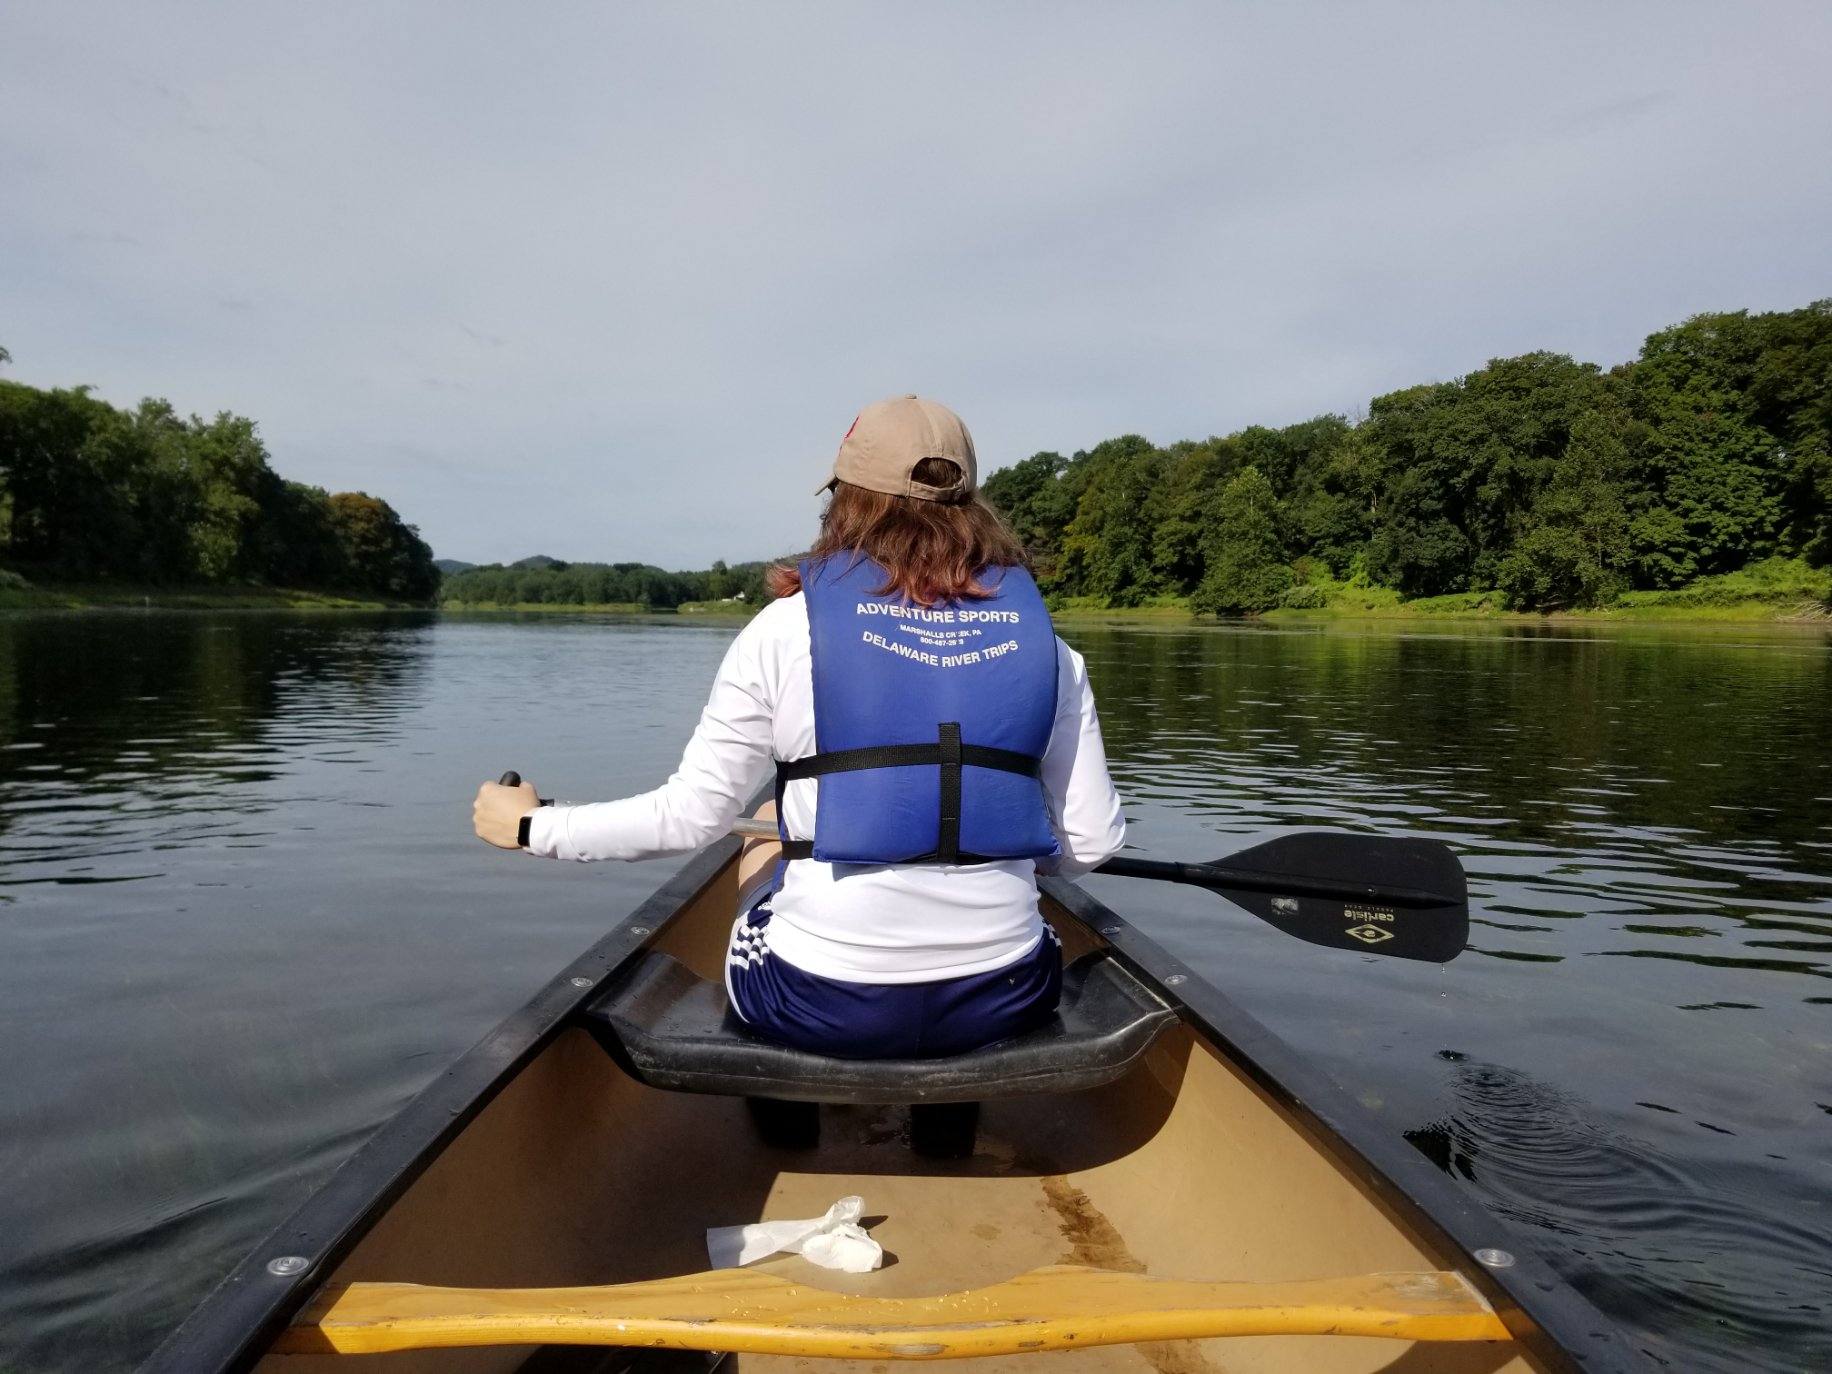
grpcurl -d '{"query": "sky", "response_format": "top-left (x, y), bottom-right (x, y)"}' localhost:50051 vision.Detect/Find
top-left (3, 3), bottom-right (1829, 569)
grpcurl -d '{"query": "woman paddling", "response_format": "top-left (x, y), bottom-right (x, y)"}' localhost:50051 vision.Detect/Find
top-left (473, 394), bottom-right (1125, 1059)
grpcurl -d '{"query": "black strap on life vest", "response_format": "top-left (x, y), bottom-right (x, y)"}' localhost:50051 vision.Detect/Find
top-left (773, 721), bottom-right (1042, 864)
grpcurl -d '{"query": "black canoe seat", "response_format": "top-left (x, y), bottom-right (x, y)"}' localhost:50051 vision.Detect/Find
top-left (575, 950), bottom-right (1177, 1105)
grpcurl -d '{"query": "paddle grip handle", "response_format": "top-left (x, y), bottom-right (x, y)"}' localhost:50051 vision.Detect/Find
top-left (497, 770), bottom-right (552, 806)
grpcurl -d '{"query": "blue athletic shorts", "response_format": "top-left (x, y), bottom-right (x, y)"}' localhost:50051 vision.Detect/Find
top-left (724, 900), bottom-right (1063, 1060)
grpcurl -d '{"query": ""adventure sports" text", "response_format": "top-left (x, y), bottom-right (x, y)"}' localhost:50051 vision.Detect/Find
top-left (855, 603), bottom-right (1020, 624)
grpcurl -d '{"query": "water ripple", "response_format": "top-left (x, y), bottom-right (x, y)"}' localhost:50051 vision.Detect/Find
top-left (1065, 620), bottom-right (1832, 1372)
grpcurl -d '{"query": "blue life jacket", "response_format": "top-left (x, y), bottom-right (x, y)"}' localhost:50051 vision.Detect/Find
top-left (777, 554), bottom-right (1061, 865)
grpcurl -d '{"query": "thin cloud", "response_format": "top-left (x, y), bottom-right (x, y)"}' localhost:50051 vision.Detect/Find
top-left (1, 2), bottom-right (1827, 566)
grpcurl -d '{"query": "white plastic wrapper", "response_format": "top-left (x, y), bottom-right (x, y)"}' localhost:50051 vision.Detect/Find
top-left (706, 1195), bottom-right (883, 1273)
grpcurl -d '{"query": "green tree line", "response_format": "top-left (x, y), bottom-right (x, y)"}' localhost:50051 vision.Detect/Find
top-left (983, 301), bottom-right (1832, 612)
top-left (9, 299), bottom-right (1825, 616)
top-left (0, 360), bottom-right (439, 602)
top-left (439, 558), bottom-right (770, 608)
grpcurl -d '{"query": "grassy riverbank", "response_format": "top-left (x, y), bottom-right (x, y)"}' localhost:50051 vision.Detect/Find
top-left (0, 576), bottom-right (419, 611)
top-left (1049, 558), bottom-right (1832, 626)
top-left (1048, 598), bottom-right (1831, 627)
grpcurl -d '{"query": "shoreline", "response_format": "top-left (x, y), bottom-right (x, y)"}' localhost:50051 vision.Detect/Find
top-left (1047, 599), bottom-right (1831, 628)
top-left (0, 583), bottom-right (758, 616)
top-left (0, 582), bottom-right (425, 611)
top-left (6, 585), bottom-right (1825, 629)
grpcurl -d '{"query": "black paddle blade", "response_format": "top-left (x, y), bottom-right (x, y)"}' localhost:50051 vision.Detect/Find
top-left (1099, 831), bottom-right (1469, 962)
top-left (1211, 832), bottom-right (1468, 962)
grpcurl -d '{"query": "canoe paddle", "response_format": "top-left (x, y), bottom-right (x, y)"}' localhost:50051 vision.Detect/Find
top-left (730, 818), bottom-right (1468, 963)
top-left (499, 773), bottom-right (1469, 963)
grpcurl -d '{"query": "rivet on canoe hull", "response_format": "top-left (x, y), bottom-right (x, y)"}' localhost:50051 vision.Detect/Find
top-left (1475, 1248), bottom-right (1516, 1268)
top-left (1101, 926), bottom-right (1122, 936)
top-left (266, 1256), bottom-right (310, 1277)
top-left (569, 977), bottom-right (593, 988)
top-left (1164, 974), bottom-right (1187, 986)
top-left (629, 926), bottom-right (651, 936)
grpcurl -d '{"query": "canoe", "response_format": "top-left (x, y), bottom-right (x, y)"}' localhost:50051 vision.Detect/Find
top-left (143, 829), bottom-right (1646, 1374)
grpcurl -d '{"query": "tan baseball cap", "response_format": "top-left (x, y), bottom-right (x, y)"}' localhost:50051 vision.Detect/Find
top-left (819, 394), bottom-right (977, 502)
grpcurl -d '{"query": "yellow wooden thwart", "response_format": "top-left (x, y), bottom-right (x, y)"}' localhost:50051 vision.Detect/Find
top-left (276, 1264), bottom-right (1512, 1358)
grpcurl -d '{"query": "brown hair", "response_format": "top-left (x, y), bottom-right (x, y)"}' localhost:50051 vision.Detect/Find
top-left (767, 458), bottom-right (1029, 606)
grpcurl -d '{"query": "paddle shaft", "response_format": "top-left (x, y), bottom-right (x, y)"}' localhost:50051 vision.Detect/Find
top-left (1095, 853), bottom-right (1450, 910)
top-left (505, 777), bottom-right (1469, 960)
top-left (730, 817), bottom-right (1448, 911)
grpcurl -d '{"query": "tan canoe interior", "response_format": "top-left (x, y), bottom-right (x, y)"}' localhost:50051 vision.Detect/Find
top-left (258, 850), bottom-right (1546, 1374)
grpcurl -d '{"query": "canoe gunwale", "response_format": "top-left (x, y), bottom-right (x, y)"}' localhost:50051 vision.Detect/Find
top-left (137, 835), bottom-right (748, 1374)
top-left (140, 838), bottom-right (1649, 1374)
top-left (1042, 875), bottom-right (1648, 1374)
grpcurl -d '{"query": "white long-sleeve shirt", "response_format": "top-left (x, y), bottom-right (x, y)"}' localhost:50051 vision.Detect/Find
top-left (527, 593), bottom-right (1126, 982)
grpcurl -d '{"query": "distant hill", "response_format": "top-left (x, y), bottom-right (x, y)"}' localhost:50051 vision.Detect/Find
top-left (433, 555), bottom-right (559, 574)
top-left (433, 554), bottom-right (561, 574)
top-left (439, 557), bottom-right (773, 608)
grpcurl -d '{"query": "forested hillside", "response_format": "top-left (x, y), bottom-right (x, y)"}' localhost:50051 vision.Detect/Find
top-left (0, 354), bottom-right (439, 602)
top-left (8, 300), bottom-right (1825, 616)
top-left (438, 558), bottom-right (769, 608)
top-left (983, 301), bottom-right (1831, 612)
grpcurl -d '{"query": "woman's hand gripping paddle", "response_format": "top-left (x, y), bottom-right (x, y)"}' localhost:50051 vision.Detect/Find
top-left (472, 771), bottom-right (543, 850)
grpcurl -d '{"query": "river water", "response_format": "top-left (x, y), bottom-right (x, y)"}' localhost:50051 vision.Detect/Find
top-left (0, 610), bottom-right (1827, 1372)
